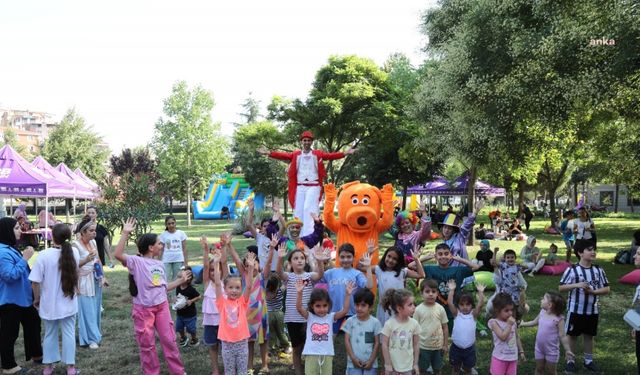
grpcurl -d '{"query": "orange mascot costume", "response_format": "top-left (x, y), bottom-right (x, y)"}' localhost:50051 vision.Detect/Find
top-left (323, 181), bottom-right (394, 274)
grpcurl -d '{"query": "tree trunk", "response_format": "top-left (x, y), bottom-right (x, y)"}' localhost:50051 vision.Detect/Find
top-left (401, 186), bottom-right (408, 211)
top-left (573, 182), bottom-right (578, 207)
top-left (283, 191), bottom-right (288, 219)
top-left (187, 183), bottom-right (192, 227)
top-left (169, 197), bottom-right (174, 215)
top-left (517, 179), bottom-right (526, 216)
top-left (614, 183), bottom-right (619, 213)
top-left (467, 167), bottom-right (477, 246)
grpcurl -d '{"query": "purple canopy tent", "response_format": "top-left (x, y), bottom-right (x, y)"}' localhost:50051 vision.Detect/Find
top-left (0, 145), bottom-right (77, 231)
top-left (430, 173), bottom-right (506, 197)
top-left (55, 163), bottom-right (96, 196)
top-left (32, 157), bottom-right (94, 199)
top-left (73, 167), bottom-right (100, 195)
top-left (56, 163), bottom-right (100, 217)
top-left (407, 176), bottom-right (449, 195)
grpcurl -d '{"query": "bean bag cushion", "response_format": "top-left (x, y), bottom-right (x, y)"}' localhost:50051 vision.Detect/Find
top-left (538, 261), bottom-right (571, 276)
top-left (620, 269), bottom-right (640, 285)
top-left (191, 265), bottom-right (204, 284)
top-left (430, 232), bottom-right (441, 240)
top-left (464, 271), bottom-right (496, 291)
top-left (243, 230), bottom-right (254, 238)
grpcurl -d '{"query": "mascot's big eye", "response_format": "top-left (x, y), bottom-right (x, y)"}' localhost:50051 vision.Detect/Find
top-left (362, 197), bottom-right (370, 205)
top-left (351, 195), bottom-right (359, 205)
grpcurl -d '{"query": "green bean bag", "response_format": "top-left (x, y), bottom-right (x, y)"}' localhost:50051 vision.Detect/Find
top-left (464, 271), bottom-right (496, 291)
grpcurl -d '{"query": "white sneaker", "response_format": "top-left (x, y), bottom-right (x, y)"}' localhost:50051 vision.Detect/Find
top-left (89, 342), bottom-right (99, 349)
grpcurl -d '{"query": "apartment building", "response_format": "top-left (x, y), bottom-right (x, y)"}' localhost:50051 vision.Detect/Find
top-left (0, 108), bottom-right (58, 153)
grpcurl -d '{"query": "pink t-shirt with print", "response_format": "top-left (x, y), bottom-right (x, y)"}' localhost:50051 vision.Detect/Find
top-left (216, 294), bottom-right (250, 342)
top-left (125, 255), bottom-right (168, 307)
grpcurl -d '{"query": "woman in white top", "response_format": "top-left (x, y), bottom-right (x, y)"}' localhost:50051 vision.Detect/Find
top-left (159, 216), bottom-right (188, 282)
top-left (72, 217), bottom-right (105, 349)
top-left (29, 224), bottom-right (81, 375)
top-left (573, 207), bottom-right (596, 249)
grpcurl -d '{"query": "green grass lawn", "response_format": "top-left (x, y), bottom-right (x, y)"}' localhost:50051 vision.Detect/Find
top-left (16, 214), bottom-right (640, 374)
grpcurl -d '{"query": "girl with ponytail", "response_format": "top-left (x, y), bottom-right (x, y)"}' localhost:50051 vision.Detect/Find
top-left (114, 218), bottom-right (189, 375)
top-left (29, 223), bottom-right (81, 375)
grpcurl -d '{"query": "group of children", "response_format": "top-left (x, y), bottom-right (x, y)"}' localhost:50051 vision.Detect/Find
top-left (27, 201), bottom-right (612, 375)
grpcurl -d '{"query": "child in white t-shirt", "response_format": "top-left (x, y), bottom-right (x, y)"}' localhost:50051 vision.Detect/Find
top-left (296, 279), bottom-right (354, 375)
top-left (158, 215), bottom-right (188, 281)
top-left (29, 224), bottom-right (81, 375)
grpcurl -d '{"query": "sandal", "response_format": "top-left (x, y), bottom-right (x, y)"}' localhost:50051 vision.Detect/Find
top-left (258, 367), bottom-right (270, 375)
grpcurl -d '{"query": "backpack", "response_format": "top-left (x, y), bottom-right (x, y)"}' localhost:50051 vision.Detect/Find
top-left (614, 249), bottom-right (634, 264)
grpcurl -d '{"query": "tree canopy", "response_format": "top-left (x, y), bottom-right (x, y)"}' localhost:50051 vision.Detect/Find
top-left (152, 81), bottom-right (230, 226)
top-left (41, 108), bottom-right (109, 182)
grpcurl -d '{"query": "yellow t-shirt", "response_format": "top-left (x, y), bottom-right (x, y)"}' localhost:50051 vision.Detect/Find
top-left (381, 317), bottom-right (421, 372)
top-left (414, 302), bottom-right (448, 350)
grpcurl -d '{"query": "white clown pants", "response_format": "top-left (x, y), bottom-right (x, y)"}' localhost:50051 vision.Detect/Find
top-left (294, 185), bottom-right (321, 237)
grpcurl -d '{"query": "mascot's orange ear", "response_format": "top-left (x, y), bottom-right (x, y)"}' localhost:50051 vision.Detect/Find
top-left (370, 186), bottom-right (382, 202)
top-left (339, 181), bottom-right (360, 191)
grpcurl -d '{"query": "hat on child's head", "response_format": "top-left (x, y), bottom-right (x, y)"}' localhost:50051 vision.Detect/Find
top-left (286, 217), bottom-right (303, 228)
top-left (480, 239), bottom-right (490, 249)
top-left (440, 213), bottom-right (461, 228)
top-left (299, 131), bottom-right (314, 140)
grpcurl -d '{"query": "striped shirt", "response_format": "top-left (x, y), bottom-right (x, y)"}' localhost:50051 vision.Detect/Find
top-left (266, 287), bottom-right (284, 312)
top-left (560, 263), bottom-right (609, 315)
top-left (284, 271), bottom-right (315, 323)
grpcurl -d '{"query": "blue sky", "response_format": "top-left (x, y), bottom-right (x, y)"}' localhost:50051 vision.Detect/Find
top-left (0, 0), bottom-right (436, 153)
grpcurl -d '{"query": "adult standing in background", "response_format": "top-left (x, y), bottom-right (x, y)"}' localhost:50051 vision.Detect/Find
top-left (72, 217), bottom-right (105, 349)
top-left (85, 206), bottom-right (113, 267)
top-left (257, 130), bottom-right (355, 236)
top-left (159, 215), bottom-right (188, 282)
top-left (0, 217), bottom-right (42, 374)
top-left (523, 204), bottom-right (534, 231)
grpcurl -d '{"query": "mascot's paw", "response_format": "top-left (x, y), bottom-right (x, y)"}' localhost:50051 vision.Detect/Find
top-left (381, 184), bottom-right (394, 200)
top-left (324, 183), bottom-right (336, 198)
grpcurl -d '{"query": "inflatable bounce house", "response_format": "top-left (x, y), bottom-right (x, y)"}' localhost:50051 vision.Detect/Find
top-left (192, 173), bottom-right (264, 219)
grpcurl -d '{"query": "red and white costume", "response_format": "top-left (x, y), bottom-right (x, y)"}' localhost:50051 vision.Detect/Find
top-left (268, 148), bottom-right (347, 236)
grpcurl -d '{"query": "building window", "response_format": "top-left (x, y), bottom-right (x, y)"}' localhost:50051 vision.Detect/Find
top-left (599, 191), bottom-right (614, 206)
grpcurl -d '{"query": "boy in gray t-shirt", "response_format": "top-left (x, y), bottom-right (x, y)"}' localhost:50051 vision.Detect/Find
top-left (341, 288), bottom-right (382, 374)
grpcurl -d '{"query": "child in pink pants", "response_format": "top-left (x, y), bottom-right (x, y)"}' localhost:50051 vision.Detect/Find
top-left (114, 218), bottom-right (190, 375)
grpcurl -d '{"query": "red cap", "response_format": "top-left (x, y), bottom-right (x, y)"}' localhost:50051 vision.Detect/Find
top-left (300, 130), bottom-right (314, 140)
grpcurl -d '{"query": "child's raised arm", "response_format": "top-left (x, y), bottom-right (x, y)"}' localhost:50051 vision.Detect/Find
top-left (201, 236), bottom-right (210, 285)
top-left (311, 246), bottom-right (329, 281)
top-left (275, 243), bottom-right (289, 282)
top-left (407, 242), bottom-right (426, 279)
top-left (447, 279), bottom-right (459, 317)
top-left (246, 199), bottom-right (258, 239)
top-left (223, 233), bottom-right (246, 275)
top-left (243, 252), bottom-right (256, 301)
top-left (262, 233), bottom-right (279, 280)
top-left (452, 255), bottom-right (480, 271)
top-left (359, 252), bottom-right (374, 289)
top-left (114, 218), bottom-right (136, 266)
top-left (212, 249), bottom-right (224, 300)
top-left (295, 279), bottom-right (309, 319)
top-left (335, 281), bottom-right (355, 320)
top-left (492, 247), bottom-right (500, 272)
top-left (473, 282), bottom-right (486, 318)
